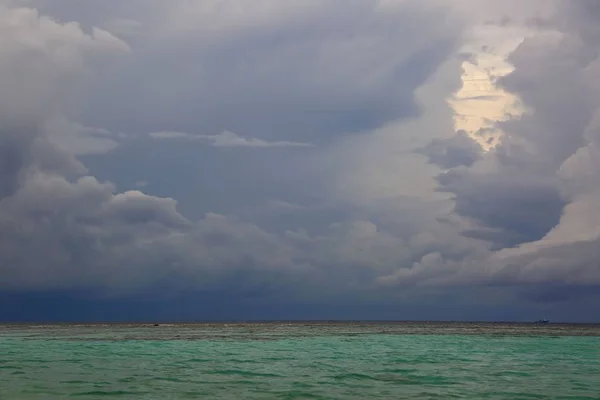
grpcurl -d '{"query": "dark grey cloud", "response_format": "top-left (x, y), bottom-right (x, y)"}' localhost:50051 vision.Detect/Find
top-left (417, 131), bottom-right (482, 169)
top-left (65, 0), bottom-right (462, 145)
top-left (437, 168), bottom-right (566, 248)
top-left (3, 0), bottom-right (600, 320)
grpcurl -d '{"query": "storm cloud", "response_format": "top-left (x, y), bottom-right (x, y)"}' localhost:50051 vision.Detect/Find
top-left (1, 0), bottom-right (600, 321)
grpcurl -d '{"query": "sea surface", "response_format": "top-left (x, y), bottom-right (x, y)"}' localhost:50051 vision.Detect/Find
top-left (1, 322), bottom-right (600, 399)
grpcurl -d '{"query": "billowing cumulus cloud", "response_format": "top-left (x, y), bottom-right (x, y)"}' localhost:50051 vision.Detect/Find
top-left (2, 0), bottom-right (600, 321)
top-left (0, 3), bottom-right (129, 121)
top-left (416, 0), bottom-right (600, 295)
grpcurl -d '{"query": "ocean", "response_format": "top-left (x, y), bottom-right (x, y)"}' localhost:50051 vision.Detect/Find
top-left (1, 322), bottom-right (599, 399)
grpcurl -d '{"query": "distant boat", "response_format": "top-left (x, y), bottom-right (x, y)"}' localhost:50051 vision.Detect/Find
top-left (534, 319), bottom-right (549, 324)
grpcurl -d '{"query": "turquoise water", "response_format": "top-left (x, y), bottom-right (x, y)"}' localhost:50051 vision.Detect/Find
top-left (1, 323), bottom-right (600, 399)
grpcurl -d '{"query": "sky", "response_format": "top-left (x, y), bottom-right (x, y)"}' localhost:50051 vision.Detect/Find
top-left (1, 0), bottom-right (600, 322)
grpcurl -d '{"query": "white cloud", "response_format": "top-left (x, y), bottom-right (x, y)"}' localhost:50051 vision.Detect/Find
top-left (0, 4), bottom-right (129, 122)
top-left (43, 117), bottom-right (119, 155)
top-left (148, 130), bottom-right (313, 148)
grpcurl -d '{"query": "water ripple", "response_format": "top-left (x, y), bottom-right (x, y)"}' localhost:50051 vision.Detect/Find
top-left (1, 323), bottom-right (600, 399)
